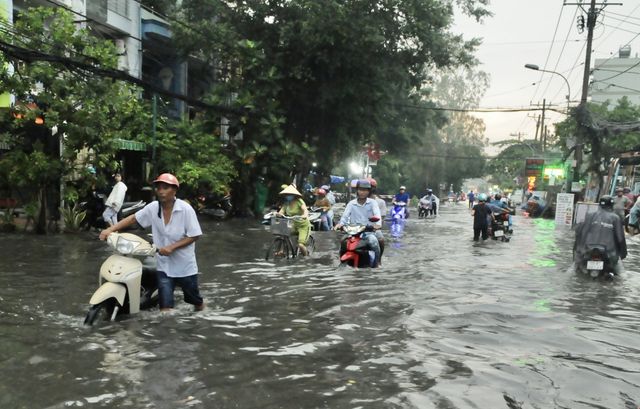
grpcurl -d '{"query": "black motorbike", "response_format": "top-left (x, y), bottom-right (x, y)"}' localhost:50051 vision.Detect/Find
top-left (79, 191), bottom-right (145, 230)
top-left (575, 245), bottom-right (617, 279)
top-left (197, 193), bottom-right (233, 219)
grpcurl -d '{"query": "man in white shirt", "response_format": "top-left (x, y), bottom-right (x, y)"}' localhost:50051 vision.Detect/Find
top-left (99, 173), bottom-right (204, 312)
top-left (102, 173), bottom-right (127, 227)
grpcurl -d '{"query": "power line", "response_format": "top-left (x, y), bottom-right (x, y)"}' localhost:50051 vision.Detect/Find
top-left (540, 6), bottom-right (579, 99)
top-left (593, 60), bottom-right (640, 83)
top-left (530, 4), bottom-right (566, 103)
top-left (0, 38), bottom-right (244, 115)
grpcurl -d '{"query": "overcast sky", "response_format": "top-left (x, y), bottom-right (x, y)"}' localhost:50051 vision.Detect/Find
top-left (452, 0), bottom-right (640, 155)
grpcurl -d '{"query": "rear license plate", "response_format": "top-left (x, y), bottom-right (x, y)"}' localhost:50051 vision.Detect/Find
top-left (503, 221), bottom-right (509, 226)
top-left (587, 260), bottom-right (604, 270)
top-left (494, 230), bottom-right (504, 237)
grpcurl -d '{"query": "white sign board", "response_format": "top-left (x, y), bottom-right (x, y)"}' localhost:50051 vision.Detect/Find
top-left (555, 193), bottom-right (575, 227)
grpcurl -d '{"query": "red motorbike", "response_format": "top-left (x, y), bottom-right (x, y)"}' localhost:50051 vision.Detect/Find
top-left (338, 216), bottom-right (381, 268)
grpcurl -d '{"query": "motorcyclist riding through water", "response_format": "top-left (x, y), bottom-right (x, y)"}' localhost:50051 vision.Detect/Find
top-left (574, 195), bottom-right (627, 278)
top-left (335, 179), bottom-right (383, 267)
top-left (393, 186), bottom-right (410, 218)
top-left (367, 178), bottom-right (386, 260)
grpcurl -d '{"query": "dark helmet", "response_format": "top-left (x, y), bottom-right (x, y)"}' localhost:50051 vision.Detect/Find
top-left (495, 193), bottom-right (502, 200)
top-left (599, 195), bottom-right (614, 209)
top-left (356, 179), bottom-right (372, 190)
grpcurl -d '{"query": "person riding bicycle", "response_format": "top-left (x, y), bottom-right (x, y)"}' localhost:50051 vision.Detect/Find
top-left (335, 179), bottom-right (382, 267)
top-left (277, 185), bottom-right (312, 256)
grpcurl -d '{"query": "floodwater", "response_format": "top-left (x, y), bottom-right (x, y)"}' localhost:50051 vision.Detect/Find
top-left (1, 203), bottom-right (640, 409)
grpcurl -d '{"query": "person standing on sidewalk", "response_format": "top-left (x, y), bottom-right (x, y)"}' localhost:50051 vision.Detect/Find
top-left (99, 173), bottom-right (205, 312)
top-left (102, 172), bottom-right (127, 227)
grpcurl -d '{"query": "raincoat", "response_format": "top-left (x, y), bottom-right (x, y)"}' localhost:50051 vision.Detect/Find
top-left (574, 208), bottom-right (627, 263)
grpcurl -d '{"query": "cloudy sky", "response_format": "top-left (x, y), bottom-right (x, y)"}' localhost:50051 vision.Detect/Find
top-left (452, 0), bottom-right (640, 155)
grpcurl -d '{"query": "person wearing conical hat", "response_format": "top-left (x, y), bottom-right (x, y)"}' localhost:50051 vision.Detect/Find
top-left (277, 184), bottom-right (312, 256)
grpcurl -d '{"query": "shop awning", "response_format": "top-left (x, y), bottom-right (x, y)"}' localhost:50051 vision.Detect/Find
top-left (113, 139), bottom-right (147, 151)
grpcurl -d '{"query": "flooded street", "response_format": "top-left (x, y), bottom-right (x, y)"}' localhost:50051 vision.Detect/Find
top-left (2, 203), bottom-right (640, 409)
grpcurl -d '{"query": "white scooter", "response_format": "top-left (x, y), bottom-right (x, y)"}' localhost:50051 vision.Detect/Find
top-left (84, 233), bottom-right (159, 325)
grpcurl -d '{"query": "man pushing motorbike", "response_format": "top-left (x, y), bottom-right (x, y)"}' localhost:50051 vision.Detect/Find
top-left (334, 179), bottom-right (383, 267)
top-left (574, 195), bottom-right (627, 278)
top-left (99, 173), bottom-right (205, 312)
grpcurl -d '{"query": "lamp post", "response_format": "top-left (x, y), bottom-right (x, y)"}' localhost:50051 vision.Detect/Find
top-left (524, 64), bottom-right (571, 112)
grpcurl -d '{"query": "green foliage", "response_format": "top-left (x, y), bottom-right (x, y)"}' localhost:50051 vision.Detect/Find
top-left (170, 0), bottom-right (491, 205)
top-left (486, 140), bottom-right (543, 188)
top-left (139, 118), bottom-right (237, 199)
top-left (0, 7), bottom-right (150, 231)
top-left (60, 204), bottom-right (86, 233)
top-left (554, 98), bottom-right (640, 180)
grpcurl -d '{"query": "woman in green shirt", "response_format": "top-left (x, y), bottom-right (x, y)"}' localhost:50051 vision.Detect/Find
top-left (278, 185), bottom-right (312, 256)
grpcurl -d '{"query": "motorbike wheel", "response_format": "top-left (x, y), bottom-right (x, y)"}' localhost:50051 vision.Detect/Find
top-left (266, 238), bottom-right (288, 261)
top-left (84, 298), bottom-right (117, 326)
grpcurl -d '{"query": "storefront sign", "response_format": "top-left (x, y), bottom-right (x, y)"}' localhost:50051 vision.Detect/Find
top-left (525, 159), bottom-right (544, 177)
top-left (555, 193), bottom-right (575, 227)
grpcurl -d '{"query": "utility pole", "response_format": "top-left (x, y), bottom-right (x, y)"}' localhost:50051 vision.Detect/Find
top-left (540, 99), bottom-right (546, 151)
top-left (534, 115), bottom-right (541, 143)
top-left (564, 0), bottom-right (622, 192)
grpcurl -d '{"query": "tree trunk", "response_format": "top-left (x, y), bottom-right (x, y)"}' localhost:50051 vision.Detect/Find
top-left (35, 187), bottom-right (48, 235)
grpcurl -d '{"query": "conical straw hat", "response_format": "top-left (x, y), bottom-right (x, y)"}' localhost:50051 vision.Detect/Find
top-left (279, 185), bottom-right (302, 197)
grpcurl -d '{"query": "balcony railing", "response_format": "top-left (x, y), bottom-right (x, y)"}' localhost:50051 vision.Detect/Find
top-left (107, 0), bottom-right (129, 18)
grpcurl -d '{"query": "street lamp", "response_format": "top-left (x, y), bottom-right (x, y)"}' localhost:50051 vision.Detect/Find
top-left (524, 64), bottom-right (571, 112)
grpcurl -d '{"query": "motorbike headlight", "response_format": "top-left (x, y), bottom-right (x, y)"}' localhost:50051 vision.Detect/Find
top-left (116, 237), bottom-right (138, 255)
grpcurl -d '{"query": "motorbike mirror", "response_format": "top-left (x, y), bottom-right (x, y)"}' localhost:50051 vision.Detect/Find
top-left (369, 216), bottom-right (380, 222)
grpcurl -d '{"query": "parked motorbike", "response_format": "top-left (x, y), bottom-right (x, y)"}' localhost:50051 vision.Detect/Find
top-left (79, 192), bottom-right (145, 230)
top-left (575, 245), bottom-right (617, 279)
top-left (197, 193), bottom-right (233, 219)
top-left (84, 232), bottom-right (159, 325)
top-left (338, 216), bottom-right (381, 268)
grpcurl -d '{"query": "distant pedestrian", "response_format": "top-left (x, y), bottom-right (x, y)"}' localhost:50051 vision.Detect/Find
top-left (468, 191), bottom-right (475, 209)
top-left (102, 172), bottom-right (127, 227)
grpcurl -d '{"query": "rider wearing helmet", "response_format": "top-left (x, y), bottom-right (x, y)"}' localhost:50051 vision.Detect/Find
top-left (393, 186), bottom-right (411, 218)
top-left (313, 188), bottom-right (332, 231)
top-left (471, 193), bottom-right (494, 241)
top-left (335, 179), bottom-right (383, 267)
top-left (574, 195), bottom-right (627, 275)
top-left (99, 173), bottom-right (205, 311)
top-left (367, 178), bottom-right (386, 260)
top-left (420, 188), bottom-right (439, 217)
top-left (368, 178), bottom-right (387, 219)
top-left (278, 184), bottom-right (312, 255)
top-left (321, 184), bottom-right (336, 229)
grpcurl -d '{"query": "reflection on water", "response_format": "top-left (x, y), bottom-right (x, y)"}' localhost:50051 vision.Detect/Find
top-left (1, 207), bottom-right (640, 408)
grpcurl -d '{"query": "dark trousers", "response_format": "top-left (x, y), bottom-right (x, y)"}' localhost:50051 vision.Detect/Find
top-left (473, 226), bottom-right (488, 241)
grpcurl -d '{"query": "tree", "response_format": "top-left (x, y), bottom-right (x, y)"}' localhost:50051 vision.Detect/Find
top-left (169, 0), bottom-right (491, 209)
top-left (0, 7), bottom-right (152, 232)
top-left (372, 66), bottom-right (489, 195)
top-left (486, 139), bottom-right (543, 188)
top-left (554, 97), bottom-right (640, 189)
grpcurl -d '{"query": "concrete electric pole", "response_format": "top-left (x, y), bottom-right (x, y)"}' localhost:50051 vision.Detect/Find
top-left (564, 0), bottom-right (622, 192)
